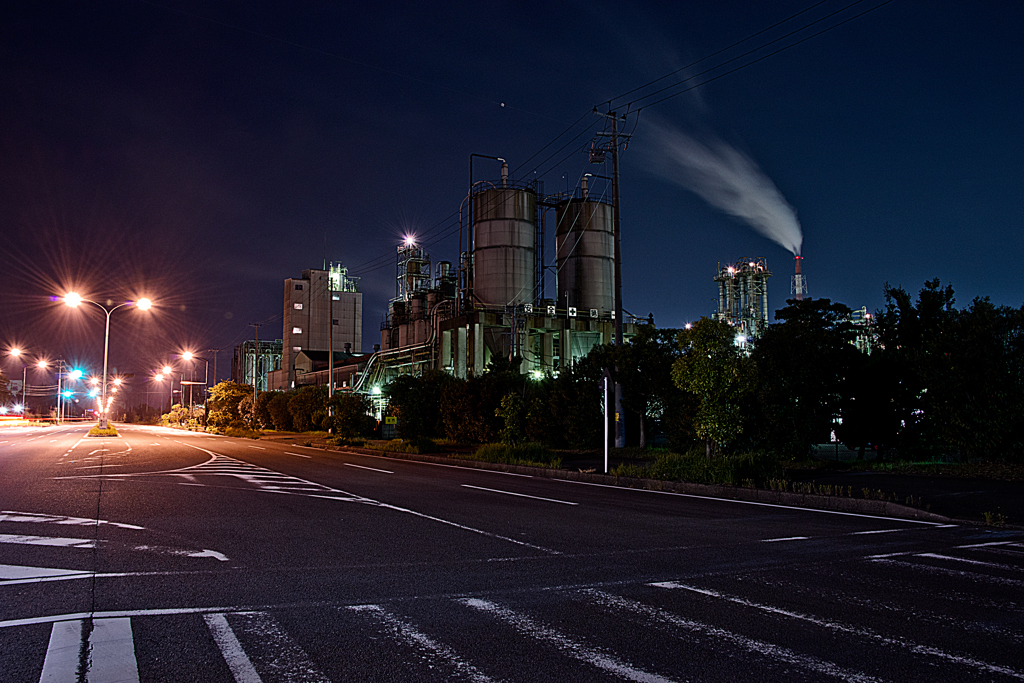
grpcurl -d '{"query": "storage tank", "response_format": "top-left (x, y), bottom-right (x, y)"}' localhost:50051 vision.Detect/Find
top-left (555, 197), bottom-right (614, 313)
top-left (472, 187), bottom-right (536, 307)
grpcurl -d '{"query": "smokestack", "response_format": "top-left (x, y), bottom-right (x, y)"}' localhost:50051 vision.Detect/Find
top-left (500, 159), bottom-right (508, 188)
top-left (792, 255), bottom-right (806, 301)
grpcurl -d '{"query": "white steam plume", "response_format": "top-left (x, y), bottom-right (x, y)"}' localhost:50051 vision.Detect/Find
top-left (650, 125), bottom-right (802, 255)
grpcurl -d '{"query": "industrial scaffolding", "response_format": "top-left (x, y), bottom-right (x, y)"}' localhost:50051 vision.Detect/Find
top-left (713, 257), bottom-right (772, 343)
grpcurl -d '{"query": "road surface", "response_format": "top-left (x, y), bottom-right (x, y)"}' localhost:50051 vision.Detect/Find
top-left (1, 424), bottom-right (1022, 681)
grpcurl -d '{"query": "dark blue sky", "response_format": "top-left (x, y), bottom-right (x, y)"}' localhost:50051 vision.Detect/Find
top-left (2, 1), bottom-right (1021, 385)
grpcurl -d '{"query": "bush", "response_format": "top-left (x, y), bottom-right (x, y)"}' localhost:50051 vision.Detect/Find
top-left (367, 438), bottom-right (439, 454)
top-left (612, 449), bottom-right (782, 486)
top-left (87, 425), bottom-right (119, 437)
top-left (224, 426), bottom-right (261, 439)
top-left (328, 436), bottom-right (366, 448)
top-left (467, 442), bottom-right (562, 468)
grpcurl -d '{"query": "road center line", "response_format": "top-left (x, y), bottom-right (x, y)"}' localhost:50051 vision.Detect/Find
top-left (762, 536), bottom-right (809, 543)
top-left (246, 445), bottom-right (266, 450)
top-left (285, 452), bottom-right (312, 458)
top-left (461, 485), bottom-right (578, 506)
top-left (344, 463), bottom-right (393, 474)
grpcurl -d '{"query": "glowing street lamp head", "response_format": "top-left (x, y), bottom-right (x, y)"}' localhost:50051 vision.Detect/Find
top-left (136, 297), bottom-right (152, 311)
top-left (113, 377), bottom-right (122, 386)
top-left (37, 360), bottom-right (47, 369)
top-left (162, 365), bottom-right (172, 374)
top-left (9, 348), bottom-right (21, 357)
top-left (154, 373), bottom-right (164, 382)
top-left (63, 292), bottom-right (83, 308)
top-left (69, 369), bottom-right (83, 380)
top-left (182, 352), bottom-right (194, 361)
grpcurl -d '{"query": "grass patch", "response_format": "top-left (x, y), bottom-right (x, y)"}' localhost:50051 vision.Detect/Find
top-left (612, 449), bottom-right (782, 486)
top-left (465, 443), bottom-right (562, 469)
top-left (328, 436), bottom-right (366, 448)
top-left (869, 460), bottom-right (1024, 481)
top-left (87, 425), bottom-right (119, 437)
top-left (367, 438), bottom-right (439, 454)
top-left (224, 426), bottom-right (262, 439)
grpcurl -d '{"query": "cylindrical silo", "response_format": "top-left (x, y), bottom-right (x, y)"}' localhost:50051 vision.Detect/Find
top-left (472, 187), bottom-right (536, 307)
top-left (555, 198), bottom-right (614, 313)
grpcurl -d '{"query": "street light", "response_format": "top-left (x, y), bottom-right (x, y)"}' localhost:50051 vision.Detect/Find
top-left (7, 348), bottom-right (28, 416)
top-left (63, 293), bottom-right (154, 429)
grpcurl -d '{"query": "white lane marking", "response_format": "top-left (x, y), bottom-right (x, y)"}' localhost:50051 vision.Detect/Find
top-left (344, 463), bottom-right (393, 474)
top-left (204, 614), bottom-right (263, 683)
top-left (231, 611), bottom-right (331, 682)
top-left (916, 553), bottom-right (1020, 571)
top-left (461, 484), bottom-right (578, 506)
top-left (39, 620), bottom-right (81, 682)
top-left (762, 536), bottom-right (809, 543)
top-left (40, 618), bottom-right (140, 682)
top-left (74, 464), bottom-right (133, 470)
top-left (246, 446), bottom-right (266, 450)
top-left (461, 598), bottom-right (674, 683)
top-left (88, 617), bottom-right (141, 682)
top-left (852, 528), bottom-right (910, 535)
top-left (348, 605), bottom-right (496, 683)
top-left (412, 460), bottom-right (533, 477)
top-left (151, 443), bottom-right (162, 446)
top-left (0, 511), bottom-right (144, 530)
top-left (584, 589), bottom-right (881, 683)
top-left (554, 479), bottom-right (945, 524)
top-left (870, 558), bottom-right (1024, 588)
top-left (284, 452), bottom-right (312, 458)
top-left (651, 581), bottom-right (1024, 679)
top-left (0, 534), bottom-right (96, 548)
top-left (957, 541), bottom-right (1019, 549)
top-left (131, 546), bottom-right (229, 561)
top-left (0, 564), bottom-right (91, 581)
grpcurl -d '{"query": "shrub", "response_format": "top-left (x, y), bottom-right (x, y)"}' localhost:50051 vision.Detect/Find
top-left (612, 449), bottom-right (782, 486)
top-left (467, 443), bottom-right (562, 468)
top-left (367, 438), bottom-right (438, 454)
top-left (87, 425), bottom-right (119, 437)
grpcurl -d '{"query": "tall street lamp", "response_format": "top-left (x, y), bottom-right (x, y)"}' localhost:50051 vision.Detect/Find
top-left (63, 293), bottom-right (153, 429)
top-left (7, 348), bottom-right (29, 416)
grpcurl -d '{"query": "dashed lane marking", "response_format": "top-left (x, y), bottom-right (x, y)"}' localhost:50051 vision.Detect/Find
top-left (344, 463), bottom-right (393, 474)
top-left (461, 485), bottom-right (578, 506)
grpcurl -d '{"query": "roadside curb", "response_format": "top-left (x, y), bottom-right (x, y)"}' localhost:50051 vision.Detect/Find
top-left (326, 446), bottom-right (953, 524)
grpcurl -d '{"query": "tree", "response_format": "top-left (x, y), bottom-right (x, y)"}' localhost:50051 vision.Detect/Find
top-left (267, 391), bottom-right (295, 431)
top-left (874, 280), bottom-right (1024, 461)
top-left (385, 370), bottom-right (454, 440)
top-left (0, 371), bottom-right (12, 407)
top-left (751, 298), bottom-right (863, 456)
top-left (206, 381), bottom-right (254, 429)
top-left (288, 385), bottom-right (329, 432)
top-left (672, 318), bottom-right (755, 456)
top-left (330, 392), bottom-right (376, 438)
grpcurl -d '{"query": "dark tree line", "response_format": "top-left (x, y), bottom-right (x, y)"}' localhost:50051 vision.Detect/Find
top-left (173, 279), bottom-right (1023, 464)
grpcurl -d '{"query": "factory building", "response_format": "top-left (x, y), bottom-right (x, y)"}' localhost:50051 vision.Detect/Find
top-left (352, 164), bottom-right (639, 390)
top-left (267, 264), bottom-right (362, 390)
top-left (713, 257), bottom-right (772, 347)
top-left (231, 339), bottom-right (283, 392)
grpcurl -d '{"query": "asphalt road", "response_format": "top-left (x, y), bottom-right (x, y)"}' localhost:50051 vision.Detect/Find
top-left (1, 424), bottom-right (1022, 682)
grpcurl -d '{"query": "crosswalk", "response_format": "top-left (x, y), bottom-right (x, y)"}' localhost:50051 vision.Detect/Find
top-left (3, 538), bottom-right (1022, 682)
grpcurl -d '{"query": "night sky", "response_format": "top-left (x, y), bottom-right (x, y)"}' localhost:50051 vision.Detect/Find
top-left (2, 1), bottom-right (1021, 391)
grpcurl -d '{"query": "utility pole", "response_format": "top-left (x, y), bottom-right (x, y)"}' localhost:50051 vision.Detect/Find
top-left (248, 323), bottom-right (262, 407)
top-left (207, 348), bottom-right (220, 390)
top-left (594, 108), bottom-right (628, 448)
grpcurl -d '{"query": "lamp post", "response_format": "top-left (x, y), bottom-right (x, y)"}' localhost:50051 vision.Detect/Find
top-left (63, 293), bottom-right (153, 429)
top-left (181, 351), bottom-right (210, 429)
top-left (7, 348), bottom-right (29, 417)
